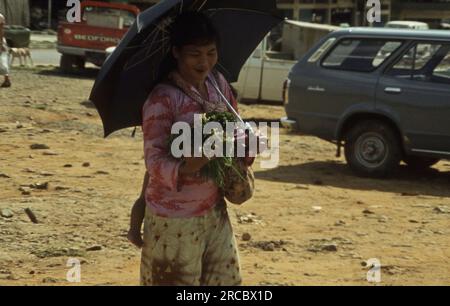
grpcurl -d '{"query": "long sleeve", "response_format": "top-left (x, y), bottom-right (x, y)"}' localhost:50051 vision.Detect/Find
top-left (142, 90), bottom-right (182, 192)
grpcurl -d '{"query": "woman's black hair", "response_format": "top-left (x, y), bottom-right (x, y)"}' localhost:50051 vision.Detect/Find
top-left (156, 11), bottom-right (220, 83)
top-left (170, 11), bottom-right (220, 48)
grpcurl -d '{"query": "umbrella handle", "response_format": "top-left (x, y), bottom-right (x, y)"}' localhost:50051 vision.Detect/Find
top-left (209, 75), bottom-right (255, 135)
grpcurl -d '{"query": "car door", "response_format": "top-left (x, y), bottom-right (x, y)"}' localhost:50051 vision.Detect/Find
top-left (376, 41), bottom-right (450, 155)
top-left (260, 57), bottom-right (296, 102)
top-left (233, 41), bottom-right (264, 101)
top-left (234, 38), bottom-right (295, 103)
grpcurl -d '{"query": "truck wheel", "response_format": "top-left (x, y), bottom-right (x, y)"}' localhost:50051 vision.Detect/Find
top-left (75, 57), bottom-right (86, 70)
top-left (344, 120), bottom-right (401, 178)
top-left (404, 156), bottom-right (440, 170)
top-left (60, 54), bottom-right (76, 73)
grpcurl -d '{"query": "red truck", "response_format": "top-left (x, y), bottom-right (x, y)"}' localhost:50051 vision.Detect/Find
top-left (57, 1), bottom-right (140, 72)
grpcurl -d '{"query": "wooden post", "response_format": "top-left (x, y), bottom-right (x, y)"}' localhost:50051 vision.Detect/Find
top-left (48, 0), bottom-right (52, 29)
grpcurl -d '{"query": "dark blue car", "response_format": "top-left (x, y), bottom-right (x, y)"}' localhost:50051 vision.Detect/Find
top-left (281, 28), bottom-right (450, 177)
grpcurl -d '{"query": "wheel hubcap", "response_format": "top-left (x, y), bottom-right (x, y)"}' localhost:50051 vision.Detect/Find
top-left (355, 133), bottom-right (388, 168)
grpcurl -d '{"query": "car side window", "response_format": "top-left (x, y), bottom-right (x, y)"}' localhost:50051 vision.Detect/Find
top-left (431, 50), bottom-right (450, 84)
top-left (321, 38), bottom-right (402, 72)
top-left (387, 42), bottom-right (448, 83)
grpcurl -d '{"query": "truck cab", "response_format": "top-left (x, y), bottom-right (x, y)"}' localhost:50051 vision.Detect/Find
top-left (57, 0), bottom-right (139, 72)
top-left (232, 37), bottom-right (297, 103)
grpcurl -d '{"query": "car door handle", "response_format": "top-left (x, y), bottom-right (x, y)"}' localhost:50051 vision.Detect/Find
top-left (307, 86), bottom-right (325, 92)
top-left (384, 87), bottom-right (402, 94)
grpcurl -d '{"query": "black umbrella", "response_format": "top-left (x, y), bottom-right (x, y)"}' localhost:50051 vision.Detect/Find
top-left (89, 0), bottom-right (283, 137)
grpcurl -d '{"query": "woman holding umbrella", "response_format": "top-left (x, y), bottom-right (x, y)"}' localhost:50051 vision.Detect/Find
top-left (129, 12), bottom-right (254, 286)
top-left (89, 0), bottom-right (281, 286)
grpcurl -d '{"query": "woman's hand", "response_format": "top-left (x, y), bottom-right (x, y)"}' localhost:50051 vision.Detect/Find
top-left (179, 156), bottom-right (210, 175)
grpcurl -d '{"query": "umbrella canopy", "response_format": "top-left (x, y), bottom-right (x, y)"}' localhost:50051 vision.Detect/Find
top-left (90, 0), bottom-right (283, 137)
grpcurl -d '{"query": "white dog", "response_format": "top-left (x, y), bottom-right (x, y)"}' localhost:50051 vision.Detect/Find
top-left (9, 48), bottom-right (33, 67)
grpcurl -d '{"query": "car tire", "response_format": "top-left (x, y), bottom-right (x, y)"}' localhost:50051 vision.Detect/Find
top-left (403, 156), bottom-right (440, 170)
top-left (344, 120), bottom-right (401, 178)
top-left (60, 54), bottom-right (76, 73)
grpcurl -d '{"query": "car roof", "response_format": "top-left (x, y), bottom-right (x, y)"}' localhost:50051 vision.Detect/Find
top-left (332, 27), bottom-right (450, 40)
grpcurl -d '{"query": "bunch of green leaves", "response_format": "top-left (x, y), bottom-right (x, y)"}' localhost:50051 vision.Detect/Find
top-left (168, 111), bottom-right (245, 189)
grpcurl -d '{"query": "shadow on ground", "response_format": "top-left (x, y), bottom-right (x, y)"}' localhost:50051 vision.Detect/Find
top-left (256, 161), bottom-right (450, 198)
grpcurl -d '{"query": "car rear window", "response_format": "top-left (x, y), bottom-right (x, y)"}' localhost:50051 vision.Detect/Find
top-left (321, 38), bottom-right (402, 72)
top-left (307, 37), bottom-right (336, 63)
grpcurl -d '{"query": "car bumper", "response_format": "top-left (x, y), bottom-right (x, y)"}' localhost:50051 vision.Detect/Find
top-left (280, 117), bottom-right (298, 129)
top-left (57, 45), bottom-right (106, 57)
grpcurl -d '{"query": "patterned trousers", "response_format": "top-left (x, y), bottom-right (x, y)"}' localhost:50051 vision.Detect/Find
top-left (140, 200), bottom-right (242, 286)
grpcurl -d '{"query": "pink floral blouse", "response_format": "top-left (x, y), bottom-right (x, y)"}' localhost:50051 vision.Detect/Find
top-left (142, 71), bottom-right (239, 218)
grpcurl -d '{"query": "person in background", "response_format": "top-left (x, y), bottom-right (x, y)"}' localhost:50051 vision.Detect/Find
top-left (0, 12), bottom-right (11, 88)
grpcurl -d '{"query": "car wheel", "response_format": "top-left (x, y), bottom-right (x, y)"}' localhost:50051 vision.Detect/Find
top-left (60, 54), bottom-right (76, 73)
top-left (344, 120), bottom-right (401, 178)
top-left (403, 156), bottom-right (440, 170)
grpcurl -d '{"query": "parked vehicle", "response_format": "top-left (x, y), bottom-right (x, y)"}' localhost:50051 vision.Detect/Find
top-left (232, 20), bottom-right (338, 103)
top-left (232, 37), bottom-right (297, 103)
top-left (281, 28), bottom-right (450, 177)
top-left (441, 18), bottom-right (450, 29)
top-left (4, 25), bottom-right (31, 48)
top-left (385, 21), bottom-right (429, 30)
top-left (57, 0), bottom-right (139, 72)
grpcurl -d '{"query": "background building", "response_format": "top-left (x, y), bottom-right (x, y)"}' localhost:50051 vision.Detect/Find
top-left (128, 0), bottom-right (393, 26)
top-left (391, 0), bottom-right (450, 28)
top-left (3, 0), bottom-right (449, 29)
top-left (0, 0), bottom-right (30, 27)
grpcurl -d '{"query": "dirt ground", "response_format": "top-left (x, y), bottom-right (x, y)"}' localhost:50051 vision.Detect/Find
top-left (0, 67), bottom-right (449, 286)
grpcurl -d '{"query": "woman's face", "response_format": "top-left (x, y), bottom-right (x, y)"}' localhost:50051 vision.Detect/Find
top-left (173, 42), bottom-right (218, 84)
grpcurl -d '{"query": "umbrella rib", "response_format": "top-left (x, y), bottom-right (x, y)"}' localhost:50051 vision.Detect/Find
top-left (124, 42), bottom-right (169, 71)
top-left (189, 0), bottom-right (201, 10)
top-left (123, 26), bottom-right (161, 50)
top-left (216, 61), bottom-right (232, 78)
top-left (204, 7), bottom-right (275, 16)
top-left (143, 27), bottom-right (161, 44)
top-left (156, 20), bottom-right (171, 35)
top-left (141, 15), bottom-right (172, 46)
top-left (123, 37), bottom-right (164, 53)
top-left (179, 0), bottom-right (183, 14)
top-left (144, 37), bottom-right (170, 58)
top-left (124, 20), bottom-right (172, 70)
top-left (197, 0), bottom-right (208, 11)
top-left (143, 23), bottom-right (168, 46)
top-left (130, 35), bottom-right (169, 58)
top-left (144, 29), bottom-right (163, 56)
